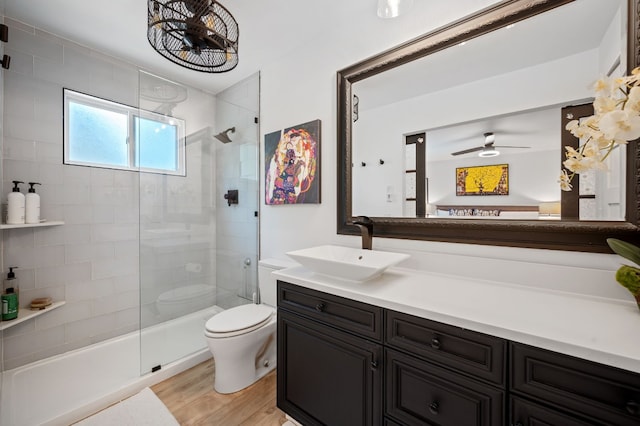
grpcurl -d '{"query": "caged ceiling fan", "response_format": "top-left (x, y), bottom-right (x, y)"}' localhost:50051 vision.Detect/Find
top-left (451, 132), bottom-right (530, 157)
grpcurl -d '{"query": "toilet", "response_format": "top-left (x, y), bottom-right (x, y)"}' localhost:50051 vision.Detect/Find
top-left (204, 258), bottom-right (294, 394)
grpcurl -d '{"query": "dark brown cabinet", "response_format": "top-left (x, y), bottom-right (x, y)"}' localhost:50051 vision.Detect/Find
top-left (277, 281), bottom-right (640, 426)
top-left (277, 281), bottom-right (383, 425)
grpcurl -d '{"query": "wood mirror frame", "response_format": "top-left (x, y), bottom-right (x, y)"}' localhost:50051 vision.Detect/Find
top-left (337, 0), bottom-right (640, 253)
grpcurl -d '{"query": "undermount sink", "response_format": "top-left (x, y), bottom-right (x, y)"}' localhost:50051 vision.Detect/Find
top-left (286, 245), bottom-right (410, 282)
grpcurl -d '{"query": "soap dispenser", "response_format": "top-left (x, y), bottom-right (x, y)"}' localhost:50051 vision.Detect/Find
top-left (7, 180), bottom-right (25, 224)
top-left (2, 267), bottom-right (18, 320)
top-left (25, 182), bottom-right (41, 224)
top-left (1, 287), bottom-right (18, 321)
top-left (4, 266), bottom-right (18, 307)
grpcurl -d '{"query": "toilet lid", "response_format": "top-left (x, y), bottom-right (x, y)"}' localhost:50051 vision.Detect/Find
top-left (205, 304), bottom-right (274, 334)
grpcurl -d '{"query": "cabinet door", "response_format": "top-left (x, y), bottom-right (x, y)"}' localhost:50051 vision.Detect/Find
top-left (277, 310), bottom-right (383, 426)
top-left (386, 349), bottom-right (504, 426)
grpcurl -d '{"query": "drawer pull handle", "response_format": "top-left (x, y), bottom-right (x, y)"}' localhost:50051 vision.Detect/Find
top-left (429, 401), bottom-right (439, 415)
top-left (431, 337), bottom-right (441, 350)
top-left (315, 303), bottom-right (325, 312)
top-left (626, 400), bottom-right (639, 415)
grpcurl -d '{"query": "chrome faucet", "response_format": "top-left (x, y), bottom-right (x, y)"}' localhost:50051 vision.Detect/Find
top-left (353, 216), bottom-right (373, 250)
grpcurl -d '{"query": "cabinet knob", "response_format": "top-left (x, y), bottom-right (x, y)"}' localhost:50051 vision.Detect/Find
top-left (370, 360), bottom-right (378, 370)
top-left (626, 400), bottom-right (639, 415)
top-left (429, 401), bottom-right (439, 415)
top-left (315, 302), bottom-right (325, 312)
top-left (431, 337), bottom-right (441, 350)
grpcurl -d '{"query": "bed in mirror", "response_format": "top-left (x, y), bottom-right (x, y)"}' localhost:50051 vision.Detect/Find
top-left (337, 0), bottom-right (640, 252)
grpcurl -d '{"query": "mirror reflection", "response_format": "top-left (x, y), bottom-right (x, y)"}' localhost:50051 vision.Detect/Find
top-left (351, 0), bottom-right (626, 221)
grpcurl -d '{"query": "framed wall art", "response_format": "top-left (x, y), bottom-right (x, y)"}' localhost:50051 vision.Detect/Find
top-left (264, 119), bottom-right (321, 205)
top-left (456, 163), bottom-right (509, 196)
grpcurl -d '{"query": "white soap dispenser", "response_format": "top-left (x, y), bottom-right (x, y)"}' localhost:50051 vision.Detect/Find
top-left (25, 182), bottom-right (41, 224)
top-left (7, 180), bottom-right (25, 224)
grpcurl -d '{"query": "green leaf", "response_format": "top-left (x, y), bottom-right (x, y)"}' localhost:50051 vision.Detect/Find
top-left (615, 265), bottom-right (640, 295)
top-left (607, 238), bottom-right (640, 267)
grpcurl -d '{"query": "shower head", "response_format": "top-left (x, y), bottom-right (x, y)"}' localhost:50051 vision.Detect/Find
top-left (214, 127), bottom-right (235, 144)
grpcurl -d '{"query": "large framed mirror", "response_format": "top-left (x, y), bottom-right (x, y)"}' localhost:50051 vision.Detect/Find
top-left (337, 0), bottom-right (640, 252)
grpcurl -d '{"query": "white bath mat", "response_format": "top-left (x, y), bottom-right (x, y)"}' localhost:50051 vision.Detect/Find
top-left (75, 387), bottom-right (179, 426)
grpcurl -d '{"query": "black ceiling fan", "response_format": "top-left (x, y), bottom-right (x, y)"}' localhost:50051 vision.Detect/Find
top-left (451, 132), bottom-right (531, 157)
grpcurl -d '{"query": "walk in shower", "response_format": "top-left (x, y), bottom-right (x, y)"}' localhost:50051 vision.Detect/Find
top-left (0, 11), bottom-right (259, 423)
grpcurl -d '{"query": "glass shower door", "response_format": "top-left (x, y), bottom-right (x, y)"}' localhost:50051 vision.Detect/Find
top-left (138, 71), bottom-right (218, 374)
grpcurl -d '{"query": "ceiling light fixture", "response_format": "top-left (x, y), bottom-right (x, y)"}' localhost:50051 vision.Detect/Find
top-left (147, 0), bottom-right (239, 73)
top-left (478, 148), bottom-right (500, 158)
top-left (377, 0), bottom-right (414, 19)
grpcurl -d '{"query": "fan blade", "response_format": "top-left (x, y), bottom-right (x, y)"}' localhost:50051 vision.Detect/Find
top-left (451, 146), bottom-right (484, 156)
top-left (494, 145), bottom-right (531, 149)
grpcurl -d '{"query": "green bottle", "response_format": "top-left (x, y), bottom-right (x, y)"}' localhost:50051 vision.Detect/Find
top-left (1, 287), bottom-right (18, 320)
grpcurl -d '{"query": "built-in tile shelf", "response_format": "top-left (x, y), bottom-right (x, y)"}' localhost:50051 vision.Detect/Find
top-left (0, 220), bottom-right (64, 230)
top-left (0, 301), bottom-right (65, 330)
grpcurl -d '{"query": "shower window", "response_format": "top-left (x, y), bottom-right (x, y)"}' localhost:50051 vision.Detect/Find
top-left (63, 88), bottom-right (186, 175)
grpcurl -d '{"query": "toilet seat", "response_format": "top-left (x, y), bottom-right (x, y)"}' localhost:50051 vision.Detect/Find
top-left (205, 304), bottom-right (274, 338)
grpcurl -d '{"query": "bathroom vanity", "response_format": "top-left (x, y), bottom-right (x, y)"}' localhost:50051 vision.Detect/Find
top-left (275, 266), bottom-right (640, 426)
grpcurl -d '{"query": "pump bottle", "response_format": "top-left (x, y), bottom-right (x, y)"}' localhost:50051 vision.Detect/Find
top-left (7, 180), bottom-right (25, 224)
top-left (2, 267), bottom-right (18, 320)
top-left (25, 182), bottom-right (41, 224)
top-left (4, 266), bottom-right (18, 306)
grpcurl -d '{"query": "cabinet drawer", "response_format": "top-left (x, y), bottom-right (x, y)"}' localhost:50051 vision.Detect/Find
top-left (277, 281), bottom-right (383, 342)
top-left (511, 342), bottom-right (640, 426)
top-left (385, 349), bottom-right (504, 426)
top-left (511, 396), bottom-right (602, 426)
top-left (386, 310), bottom-right (506, 386)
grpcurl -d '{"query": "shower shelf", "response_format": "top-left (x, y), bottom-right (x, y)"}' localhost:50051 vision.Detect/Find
top-left (0, 301), bottom-right (66, 330)
top-left (0, 220), bottom-right (64, 230)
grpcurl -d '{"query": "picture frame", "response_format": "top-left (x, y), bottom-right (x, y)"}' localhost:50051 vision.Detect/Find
top-left (264, 119), bottom-right (321, 204)
top-left (456, 164), bottom-right (509, 196)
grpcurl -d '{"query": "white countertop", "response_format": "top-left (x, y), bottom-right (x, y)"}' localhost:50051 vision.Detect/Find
top-left (274, 266), bottom-right (640, 374)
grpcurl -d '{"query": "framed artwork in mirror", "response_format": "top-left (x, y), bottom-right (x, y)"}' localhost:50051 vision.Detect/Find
top-left (456, 164), bottom-right (509, 196)
top-left (264, 119), bottom-right (321, 205)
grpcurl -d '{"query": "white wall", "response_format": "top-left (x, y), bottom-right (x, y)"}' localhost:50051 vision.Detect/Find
top-left (259, 1), bottom-right (628, 301)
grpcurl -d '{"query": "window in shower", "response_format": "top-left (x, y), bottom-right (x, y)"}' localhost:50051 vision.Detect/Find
top-left (63, 88), bottom-right (186, 176)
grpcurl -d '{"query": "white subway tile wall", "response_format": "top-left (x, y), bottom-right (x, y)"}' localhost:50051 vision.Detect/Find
top-left (1, 17), bottom-right (259, 371)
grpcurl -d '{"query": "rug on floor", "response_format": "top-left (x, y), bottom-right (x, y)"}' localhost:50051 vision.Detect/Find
top-left (75, 387), bottom-right (179, 426)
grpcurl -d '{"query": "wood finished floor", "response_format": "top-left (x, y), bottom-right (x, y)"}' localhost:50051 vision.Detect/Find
top-left (151, 358), bottom-right (287, 426)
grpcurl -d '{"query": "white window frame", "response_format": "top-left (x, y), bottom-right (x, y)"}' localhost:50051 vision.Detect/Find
top-left (63, 88), bottom-right (186, 176)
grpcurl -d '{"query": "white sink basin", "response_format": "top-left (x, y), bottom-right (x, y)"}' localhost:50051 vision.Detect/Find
top-left (286, 245), bottom-right (410, 282)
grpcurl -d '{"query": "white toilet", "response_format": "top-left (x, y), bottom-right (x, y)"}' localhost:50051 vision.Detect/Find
top-left (204, 258), bottom-right (293, 394)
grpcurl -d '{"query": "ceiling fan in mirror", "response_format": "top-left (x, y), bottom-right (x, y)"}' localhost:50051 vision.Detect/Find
top-left (450, 132), bottom-right (531, 157)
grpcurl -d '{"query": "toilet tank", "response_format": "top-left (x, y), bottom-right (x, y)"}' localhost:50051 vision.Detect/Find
top-left (258, 258), bottom-right (297, 307)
